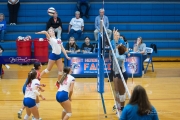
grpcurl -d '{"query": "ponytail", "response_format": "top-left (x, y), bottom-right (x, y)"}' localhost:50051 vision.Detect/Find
top-left (26, 69), bottom-right (37, 86)
top-left (59, 67), bottom-right (71, 85)
top-left (59, 73), bottom-right (68, 85)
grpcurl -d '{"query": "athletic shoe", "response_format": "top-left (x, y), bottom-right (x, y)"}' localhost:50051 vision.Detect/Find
top-left (5, 64), bottom-right (10, 69)
top-left (142, 70), bottom-right (144, 74)
top-left (10, 23), bottom-right (13, 25)
top-left (112, 105), bottom-right (116, 111)
top-left (32, 116), bottom-right (42, 120)
top-left (18, 110), bottom-right (22, 119)
top-left (55, 81), bottom-right (60, 89)
top-left (13, 23), bottom-right (16, 25)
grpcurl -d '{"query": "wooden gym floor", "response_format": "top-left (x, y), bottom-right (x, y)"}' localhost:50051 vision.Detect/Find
top-left (0, 62), bottom-right (180, 120)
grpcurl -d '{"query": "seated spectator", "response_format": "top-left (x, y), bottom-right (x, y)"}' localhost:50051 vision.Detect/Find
top-left (81, 36), bottom-right (94, 53)
top-left (0, 13), bottom-right (6, 43)
top-left (46, 12), bottom-right (62, 39)
top-left (133, 37), bottom-right (147, 74)
top-left (94, 8), bottom-right (112, 41)
top-left (68, 11), bottom-right (84, 40)
top-left (77, 0), bottom-right (90, 19)
top-left (7, 0), bottom-right (20, 25)
top-left (120, 85), bottom-right (159, 120)
top-left (65, 37), bottom-right (80, 53)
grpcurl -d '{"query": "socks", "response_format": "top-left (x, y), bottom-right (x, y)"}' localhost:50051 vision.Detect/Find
top-left (36, 103), bottom-right (40, 108)
top-left (24, 114), bottom-right (29, 120)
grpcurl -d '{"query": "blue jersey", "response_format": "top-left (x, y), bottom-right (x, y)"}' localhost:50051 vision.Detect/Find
top-left (120, 104), bottom-right (159, 120)
top-left (111, 39), bottom-right (126, 50)
top-left (22, 79), bottom-right (28, 95)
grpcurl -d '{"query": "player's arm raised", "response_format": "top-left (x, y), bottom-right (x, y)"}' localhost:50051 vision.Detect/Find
top-left (35, 31), bottom-right (50, 40)
top-left (60, 44), bottom-right (70, 60)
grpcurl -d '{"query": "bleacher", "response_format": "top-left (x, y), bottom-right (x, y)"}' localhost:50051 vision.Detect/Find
top-left (0, 0), bottom-right (180, 59)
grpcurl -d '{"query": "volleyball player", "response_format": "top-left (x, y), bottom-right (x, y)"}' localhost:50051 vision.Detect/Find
top-left (56, 67), bottom-right (75, 120)
top-left (111, 29), bottom-right (128, 118)
top-left (18, 62), bottom-right (45, 119)
top-left (23, 69), bottom-right (45, 120)
top-left (35, 28), bottom-right (70, 86)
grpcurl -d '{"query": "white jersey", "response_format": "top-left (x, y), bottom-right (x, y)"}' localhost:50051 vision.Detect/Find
top-left (24, 79), bottom-right (40, 100)
top-left (49, 37), bottom-right (62, 55)
top-left (58, 74), bottom-right (75, 93)
top-left (70, 18), bottom-right (84, 31)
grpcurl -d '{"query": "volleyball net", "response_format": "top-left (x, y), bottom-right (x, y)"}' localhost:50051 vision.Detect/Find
top-left (97, 20), bottom-right (131, 117)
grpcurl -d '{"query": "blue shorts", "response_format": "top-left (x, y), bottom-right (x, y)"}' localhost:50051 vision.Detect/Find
top-left (56, 91), bottom-right (69, 103)
top-left (23, 98), bottom-right (36, 108)
top-left (49, 53), bottom-right (62, 61)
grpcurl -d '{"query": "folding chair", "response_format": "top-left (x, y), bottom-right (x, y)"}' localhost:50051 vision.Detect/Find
top-left (144, 47), bottom-right (154, 74)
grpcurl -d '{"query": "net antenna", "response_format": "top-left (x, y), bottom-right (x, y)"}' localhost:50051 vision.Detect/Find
top-left (102, 20), bottom-right (131, 98)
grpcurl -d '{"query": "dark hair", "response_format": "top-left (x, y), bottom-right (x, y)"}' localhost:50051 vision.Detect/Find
top-left (26, 69), bottom-right (37, 86)
top-left (69, 37), bottom-right (77, 50)
top-left (121, 35), bottom-right (128, 43)
top-left (34, 62), bottom-right (41, 70)
top-left (117, 45), bottom-right (126, 55)
top-left (129, 85), bottom-right (152, 116)
top-left (138, 37), bottom-right (143, 43)
top-left (59, 67), bottom-right (71, 85)
top-left (84, 36), bottom-right (90, 40)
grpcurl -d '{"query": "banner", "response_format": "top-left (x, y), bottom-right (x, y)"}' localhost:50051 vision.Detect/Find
top-left (68, 57), bottom-right (111, 74)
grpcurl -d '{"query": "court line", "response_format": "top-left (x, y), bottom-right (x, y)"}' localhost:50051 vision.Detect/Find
top-left (0, 98), bottom-right (180, 101)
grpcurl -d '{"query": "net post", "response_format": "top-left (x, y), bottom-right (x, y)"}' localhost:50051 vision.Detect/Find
top-left (97, 20), bottom-right (107, 117)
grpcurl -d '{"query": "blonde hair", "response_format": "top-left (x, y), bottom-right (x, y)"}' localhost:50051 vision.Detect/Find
top-left (0, 13), bottom-right (5, 20)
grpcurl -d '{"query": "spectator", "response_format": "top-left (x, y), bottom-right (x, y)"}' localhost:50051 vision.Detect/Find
top-left (0, 13), bottom-right (6, 43)
top-left (133, 37), bottom-right (147, 74)
top-left (7, 0), bottom-right (20, 25)
top-left (68, 11), bottom-right (84, 40)
top-left (120, 85), bottom-right (159, 120)
top-left (81, 36), bottom-right (94, 53)
top-left (94, 8), bottom-right (112, 41)
top-left (46, 12), bottom-right (62, 39)
top-left (65, 37), bottom-right (80, 53)
top-left (77, 0), bottom-right (90, 19)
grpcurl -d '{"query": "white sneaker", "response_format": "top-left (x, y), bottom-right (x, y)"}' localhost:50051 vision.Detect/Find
top-left (13, 23), bottom-right (16, 25)
top-left (32, 116), bottom-right (42, 120)
top-left (142, 70), bottom-right (144, 74)
top-left (18, 110), bottom-right (22, 119)
top-left (10, 23), bottom-right (13, 25)
top-left (5, 64), bottom-right (10, 69)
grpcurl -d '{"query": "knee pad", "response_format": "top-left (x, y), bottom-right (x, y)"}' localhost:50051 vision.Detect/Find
top-left (58, 71), bottom-right (63, 75)
top-left (119, 94), bottom-right (126, 102)
top-left (63, 109), bottom-right (66, 113)
top-left (24, 114), bottom-right (29, 120)
top-left (44, 69), bottom-right (49, 73)
top-left (66, 113), bottom-right (72, 117)
top-left (36, 103), bottom-right (40, 108)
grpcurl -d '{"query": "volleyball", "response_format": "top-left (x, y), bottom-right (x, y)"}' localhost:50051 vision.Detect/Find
top-left (47, 7), bottom-right (56, 16)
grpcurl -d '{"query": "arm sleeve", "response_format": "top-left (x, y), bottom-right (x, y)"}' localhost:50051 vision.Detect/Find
top-left (70, 18), bottom-right (73, 25)
top-left (95, 17), bottom-right (99, 30)
top-left (143, 43), bottom-right (146, 52)
top-left (33, 81), bottom-right (40, 96)
top-left (81, 19), bottom-right (84, 27)
top-left (91, 44), bottom-right (94, 52)
top-left (59, 17), bottom-right (62, 29)
top-left (106, 16), bottom-right (109, 29)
